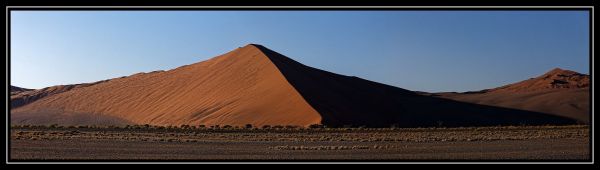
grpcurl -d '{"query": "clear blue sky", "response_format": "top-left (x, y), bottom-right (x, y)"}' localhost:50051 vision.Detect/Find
top-left (10, 11), bottom-right (589, 92)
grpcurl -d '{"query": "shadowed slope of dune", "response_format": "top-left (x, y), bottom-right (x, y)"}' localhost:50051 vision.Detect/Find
top-left (433, 68), bottom-right (590, 123)
top-left (10, 85), bottom-right (33, 107)
top-left (11, 44), bottom-right (578, 127)
top-left (255, 45), bottom-right (577, 127)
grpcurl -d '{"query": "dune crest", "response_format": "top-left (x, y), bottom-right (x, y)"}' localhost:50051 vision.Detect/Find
top-left (489, 68), bottom-right (589, 93)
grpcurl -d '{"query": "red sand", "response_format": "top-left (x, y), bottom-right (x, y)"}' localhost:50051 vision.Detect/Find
top-left (11, 44), bottom-right (579, 127)
top-left (12, 45), bottom-right (321, 126)
top-left (489, 68), bottom-right (589, 93)
top-left (436, 68), bottom-right (590, 123)
top-left (10, 82), bottom-right (106, 109)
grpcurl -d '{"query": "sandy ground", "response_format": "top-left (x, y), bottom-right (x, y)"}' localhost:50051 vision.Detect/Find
top-left (9, 126), bottom-right (589, 161)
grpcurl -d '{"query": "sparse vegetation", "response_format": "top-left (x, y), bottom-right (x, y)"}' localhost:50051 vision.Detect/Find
top-left (269, 145), bottom-right (372, 150)
top-left (308, 124), bottom-right (324, 129)
top-left (11, 124), bottom-right (588, 143)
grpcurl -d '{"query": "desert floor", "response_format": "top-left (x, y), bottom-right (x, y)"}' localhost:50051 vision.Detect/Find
top-left (9, 125), bottom-right (589, 161)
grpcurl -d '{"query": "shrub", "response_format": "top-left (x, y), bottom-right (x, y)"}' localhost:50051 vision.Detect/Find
top-left (180, 124), bottom-right (190, 129)
top-left (262, 125), bottom-right (271, 129)
top-left (245, 124), bottom-right (253, 129)
top-left (308, 124), bottom-right (324, 129)
top-left (285, 125), bottom-right (299, 129)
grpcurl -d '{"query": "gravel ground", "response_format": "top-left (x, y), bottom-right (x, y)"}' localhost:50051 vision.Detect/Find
top-left (9, 125), bottom-right (590, 161)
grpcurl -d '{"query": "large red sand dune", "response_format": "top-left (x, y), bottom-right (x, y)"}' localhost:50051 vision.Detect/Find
top-left (10, 44), bottom-right (579, 127)
top-left (12, 45), bottom-right (321, 126)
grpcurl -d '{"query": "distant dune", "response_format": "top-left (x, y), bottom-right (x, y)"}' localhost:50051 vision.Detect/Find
top-left (10, 44), bottom-right (579, 127)
top-left (432, 68), bottom-right (590, 123)
top-left (10, 86), bottom-right (33, 95)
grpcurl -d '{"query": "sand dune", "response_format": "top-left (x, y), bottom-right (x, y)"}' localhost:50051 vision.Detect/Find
top-left (10, 86), bottom-right (32, 94)
top-left (11, 44), bottom-right (578, 127)
top-left (12, 45), bottom-right (321, 126)
top-left (10, 85), bottom-right (33, 97)
top-left (434, 68), bottom-right (590, 123)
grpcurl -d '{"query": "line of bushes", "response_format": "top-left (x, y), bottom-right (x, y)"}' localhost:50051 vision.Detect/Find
top-left (12, 124), bottom-right (579, 132)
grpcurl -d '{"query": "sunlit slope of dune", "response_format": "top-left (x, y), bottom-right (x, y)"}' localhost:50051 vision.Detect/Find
top-left (11, 45), bottom-right (321, 126)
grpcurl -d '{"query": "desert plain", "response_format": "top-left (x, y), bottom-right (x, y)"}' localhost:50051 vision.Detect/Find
top-left (10, 125), bottom-right (589, 160)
